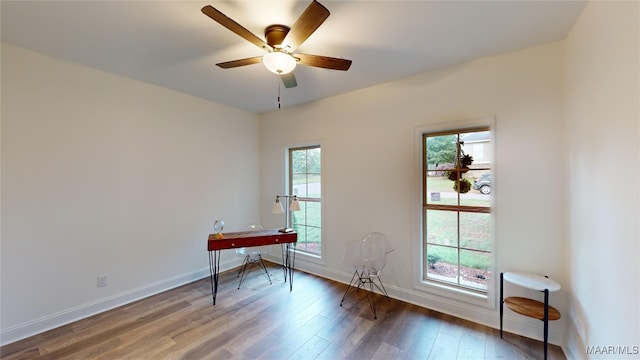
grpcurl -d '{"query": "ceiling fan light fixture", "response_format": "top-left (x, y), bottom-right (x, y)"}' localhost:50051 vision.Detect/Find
top-left (262, 51), bottom-right (296, 75)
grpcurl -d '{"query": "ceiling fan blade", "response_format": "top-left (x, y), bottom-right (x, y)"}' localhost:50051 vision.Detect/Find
top-left (282, 1), bottom-right (330, 52)
top-left (281, 72), bottom-right (297, 88)
top-left (216, 56), bottom-right (263, 69)
top-left (202, 5), bottom-right (271, 51)
top-left (296, 53), bottom-right (352, 71)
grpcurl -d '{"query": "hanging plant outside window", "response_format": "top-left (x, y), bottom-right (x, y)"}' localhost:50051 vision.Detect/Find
top-left (447, 141), bottom-right (473, 193)
top-left (454, 178), bottom-right (472, 193)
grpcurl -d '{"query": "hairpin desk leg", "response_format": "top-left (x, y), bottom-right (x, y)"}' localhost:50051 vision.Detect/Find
top-left (281, 244), bottom-right (287, 282)
top-left (208, 250), bottom-right (220, 305)
top-left (500, 272), bottom-right (504, 338)
top-left (288, 243), bottom-right (296, 291)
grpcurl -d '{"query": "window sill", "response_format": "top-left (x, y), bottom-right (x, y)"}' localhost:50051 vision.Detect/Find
top-left (415, 278), bottom-right (495, 310)
top-left (293, 250), bottom-right (325, 265)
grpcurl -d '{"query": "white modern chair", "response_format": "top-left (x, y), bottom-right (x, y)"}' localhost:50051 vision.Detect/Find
top-left (339, 232), bottom-right (395, 319)
top-left (236, 224), bottom-right (272, 288)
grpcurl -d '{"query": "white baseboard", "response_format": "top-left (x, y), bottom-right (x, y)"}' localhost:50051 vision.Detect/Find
top-left (0, 263), bottom-right (230, 346)
top-left (2, 258), bottom-right (563, 352)
top-left (562, 310), bottom-right (588, 360)
top-left (295, 259), bottom-right (565, 347)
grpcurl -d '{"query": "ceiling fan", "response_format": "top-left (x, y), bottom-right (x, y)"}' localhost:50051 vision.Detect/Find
top-left (201, 0), bottom-right (352, 88)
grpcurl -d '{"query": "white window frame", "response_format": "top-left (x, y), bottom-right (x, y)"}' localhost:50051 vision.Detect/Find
top-left (287, 144), bottom-right (325, 264)
top-left (413, 116), bottom-right (496, 309)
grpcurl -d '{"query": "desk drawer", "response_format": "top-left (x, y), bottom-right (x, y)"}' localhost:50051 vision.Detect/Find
top-left (207, 231), bottom-right (297, 251)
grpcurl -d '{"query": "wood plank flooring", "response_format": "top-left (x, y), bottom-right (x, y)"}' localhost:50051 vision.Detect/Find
top-left (1, 263), bottom-right (566, 359)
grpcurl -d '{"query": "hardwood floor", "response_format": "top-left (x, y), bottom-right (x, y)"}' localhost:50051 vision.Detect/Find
top-left (1, 263), bottom-right (565, 359)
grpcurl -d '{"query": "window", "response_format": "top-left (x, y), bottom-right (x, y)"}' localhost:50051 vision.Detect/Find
top-left (290, 146), bottom-right (322, 256)
top-left (423, 128), bottom-right (492, 292)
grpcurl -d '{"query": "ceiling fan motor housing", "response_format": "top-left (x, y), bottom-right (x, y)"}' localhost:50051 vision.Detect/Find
top-left (265, 24), bottom-right (290, 48)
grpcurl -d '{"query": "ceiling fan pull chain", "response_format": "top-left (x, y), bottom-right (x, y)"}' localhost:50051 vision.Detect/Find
top-left (278, 81), bottom-right (282, 109)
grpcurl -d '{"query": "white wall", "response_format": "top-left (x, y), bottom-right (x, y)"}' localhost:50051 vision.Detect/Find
top-left (0, 43), bottom-right (260, 344)
top-left (260, 41), bottom-right (568, 344)
top-left (4, 2), bottom-right (638, 353)
top-left (564, 2), bottom-right (640, 359)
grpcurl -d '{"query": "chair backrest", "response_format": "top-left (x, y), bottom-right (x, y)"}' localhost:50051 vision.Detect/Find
top-left (246, 224), bottom-right (264, 231)
top-left (236, 224), bottom-right (265, 256)
top-left (342, 232), bottom-right (394, 276)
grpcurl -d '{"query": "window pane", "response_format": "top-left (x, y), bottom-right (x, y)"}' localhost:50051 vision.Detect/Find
top-left (467, 171), bottom-right (492, 205)
top-left (307, 174), bottom-right (320, 199)
top-left (306, 226), bottom-right (321, 255)
top-left (459, 212), bottom-right (492, 252)
top-left (292, 174), bottom-right (308, 197)
top-left (292, 151), bottom-right (307, 173)
top-left (426, 244), bottom-right (458, 283)
top-left (425, 209), bottom-right (457, 246)
top-left (293, 224), bottom-right (321, 255)
top-left (305, 201), bottom-right (321, 227)
top-left (292, 203), bottom-right (306, 225)
top-left (291, 149), bottom-right (321, 199)
top-left (461, 131), bottom-right (491, 165)
top-left (426, 176), bottom-right (459, 206)
top-left (425, 134), bottom-right (458, 206)
top-left (295, 224), bottom-right (307, 243)
top-left (460, 174), bottom-right (492, 207)
top-left (307, 147), bottom-right (321, 173)
top-left (459, 249), bottom-right (491, 291)
top-left (292, 201), bottom-right (321, 228)
top-left (426, 134), bottom-right (457, 169)
top-left (460, 131), bottom-right (491, 207)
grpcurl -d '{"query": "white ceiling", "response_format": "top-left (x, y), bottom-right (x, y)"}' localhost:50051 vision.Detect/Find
top-left (1, 1), bottom-right (586, 114)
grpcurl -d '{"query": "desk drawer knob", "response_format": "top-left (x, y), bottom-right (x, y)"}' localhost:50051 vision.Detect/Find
top-left (275, 239), bottom-right (279, 242)
top-left (231, 243), bottom-right (235, 247)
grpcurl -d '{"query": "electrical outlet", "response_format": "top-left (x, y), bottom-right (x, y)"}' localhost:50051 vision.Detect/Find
top-left (97, 275), bottom-right (108, 288)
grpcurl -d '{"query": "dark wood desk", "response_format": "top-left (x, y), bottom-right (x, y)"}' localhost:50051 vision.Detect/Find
top-left (207, 230), bottom-right (297, 305)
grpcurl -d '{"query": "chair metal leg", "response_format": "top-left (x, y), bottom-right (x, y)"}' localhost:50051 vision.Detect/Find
top-left (257, 255), bottom-right (272, 284)
top-left (237, 255), bottom-right (251, 289)
top-left (371, 275), bottom-right (390, 301)
top-left (366, 277), bottom-right (378, 319)
top-left (340, 269), bottom-right (361, 307)
top-left (340, 268), bottom-right (388, 320)
top-left (238, 254), bottom-right (272, 289)
top-left (237, 255), bottom-right (249, 278)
